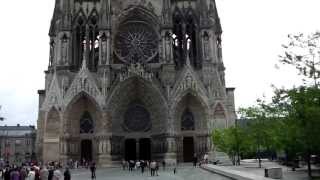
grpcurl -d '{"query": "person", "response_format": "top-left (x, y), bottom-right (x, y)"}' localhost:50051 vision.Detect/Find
top-left (20, 167), bottom-right (28, 180)
top-left (90, 162), bottom-right (96, 179)
top-left (155, 161), bottom-right (159, 176)
top-left (48, 166), bottom-right (54, 180)
top-left (10, 168), bottom-right (20, 180)
top-left (53, 167), bottom-right (62, 180)
top-left (140, 160), bottom-right (145, 174)
top-left (203, 153), bottom-right (208, 164)
top-left (63, 167), bottom-right (71, 180)
top-left (27, 167), bottom-right (35, 180)
top-left (39, 166), bottom-right (49, 180)
top-left (4, 167), bottom-right (10, 180)
top-left (193, 154), bottom-right (197, 167)
top-left (150, 161), bottom-right (156, 176)
top-left (162, 160), bottom-right (166, 171)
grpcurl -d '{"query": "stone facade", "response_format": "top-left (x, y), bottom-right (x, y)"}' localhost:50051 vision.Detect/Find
top-left (0, 125), bottom-right (36, 164)
top-left (37, 0), bottom-right (236, 166)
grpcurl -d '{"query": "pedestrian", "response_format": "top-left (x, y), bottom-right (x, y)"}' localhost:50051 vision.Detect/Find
top-left (150, 161), bottom-right (156, 176)
top-left (27, 167), bottom-right (35, 180)
top-left (10, 168), bottom-right (20, 180)
top-left (193, 154), bottom-right (197, 167)
top-left (140, 160), bottom-right (145, 174)
top-left (162, 160), bottom-right (166, 171)
top-left (53, 167), bottom-right (62, 180)
top-left (40, 165), bottom-right (49, 180)
top-left (48, 166), bottom-right (54, 180)
top-left (63, 167), bottom-right (71, 180)
top-left (90, 162), bottom-right (96, 179)
top-left (20, 167), bottom-right (28, 180)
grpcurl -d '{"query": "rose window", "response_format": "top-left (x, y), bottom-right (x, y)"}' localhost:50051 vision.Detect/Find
top-left (114, 22), bottom-right (158, 63)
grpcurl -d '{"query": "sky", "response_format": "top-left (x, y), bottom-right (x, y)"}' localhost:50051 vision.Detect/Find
top-left (0, 0), bottom-right (319, 126)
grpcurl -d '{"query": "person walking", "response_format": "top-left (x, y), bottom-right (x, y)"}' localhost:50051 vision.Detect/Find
top-left (162, 160), bottom-right (166, 171)
top-left (63, 167), bottom-right (71, 180)
top-left (150, 161), bottom-right (156, 176)
top-left (90, 162), bottom-right (96, 179)
top-left (140, 160), bottom-right (145, 174)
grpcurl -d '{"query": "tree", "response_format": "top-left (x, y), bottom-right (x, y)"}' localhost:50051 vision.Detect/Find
top-left (279, 31), bottom-right (320, 87)
top-left (212, 126), bottom-right (249, 165)
top-left (273, 86), bottom-right (320, 177)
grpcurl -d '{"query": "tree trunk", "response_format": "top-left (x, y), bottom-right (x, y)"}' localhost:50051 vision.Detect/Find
top-left (307, 151), bottom-right (312, 177)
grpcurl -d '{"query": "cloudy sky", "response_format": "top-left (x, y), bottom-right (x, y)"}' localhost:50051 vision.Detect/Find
top-left (0, 0), bottom-right (319, 126)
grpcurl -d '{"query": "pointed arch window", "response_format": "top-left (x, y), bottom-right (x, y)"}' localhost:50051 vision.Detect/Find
top-left (72, 16), bottom-right (86, 71)
top-left (80, 111), bottom-right (94, 134)
top-left (181, 108), bottom-right (195, 131)
top-left (88, 14), bottom-right (99, 72)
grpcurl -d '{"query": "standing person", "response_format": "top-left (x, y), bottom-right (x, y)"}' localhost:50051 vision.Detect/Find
top-left (4, 167), bottom-right (10, 180)
top-left (48, 166), bottom-right (54, 180)
top-left (162, 160), bottom-right (166, 171)
top-left (52, 167), bottom-right (62, 180)
top-left (203, 153), bottom-right (208, 164)
top-left (40, 166), bottom-right (49, 180)
top-left (89, 162), bottom-right (96, 179)
top-left (10, 168), bottom-right (20, 180)
top-left (63, 167), bottom-right (71, 180)
top-left (27, 167), bottom-right (35, 180)
top-left (20, 167), bottom-right (28, 180)
top-left (193, 154), bottom-right (197, 167)
top-left (150, 161), bottom-right (156, 176)
top-left (155, 161), bottom-right (159, 176)
top-left (140, 160), bottom-right (145, 174)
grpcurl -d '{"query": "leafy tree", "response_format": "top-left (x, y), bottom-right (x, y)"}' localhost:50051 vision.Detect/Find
top-left (279, 31), bottom-right (320, 87)
top-left (212, 126), bottom-right (249, 165)
top-left (273, 86), bottom-right (320, 177)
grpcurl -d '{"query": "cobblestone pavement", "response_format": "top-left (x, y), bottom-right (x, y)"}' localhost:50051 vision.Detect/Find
top-left (70, 165), bottom-right (231, 180)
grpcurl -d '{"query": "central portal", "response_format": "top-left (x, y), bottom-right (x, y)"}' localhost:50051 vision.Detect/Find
top-left (183, 137), bottom-right (194, 162)
top-left (139, 138), bottom-right (151, 160)
top-left (81, 140), bottom-right (93, 162)
top-left (125, 139), bottom-right (136, 161)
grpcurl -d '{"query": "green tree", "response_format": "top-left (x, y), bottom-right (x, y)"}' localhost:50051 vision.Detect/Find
top-left (279, 31), bottom-right (320, 87)
top-left (212, 126), bottom-right (249, 165)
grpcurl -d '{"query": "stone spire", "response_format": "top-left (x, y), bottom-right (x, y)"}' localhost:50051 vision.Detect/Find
top-left (208, 0), bottom-right (222, 34)
top-left (60, 0), bottom-right (72, 30)
top-left (100, 0), bottom-right (111, 29)
top-left (49, 0), bottom-right (62, 36)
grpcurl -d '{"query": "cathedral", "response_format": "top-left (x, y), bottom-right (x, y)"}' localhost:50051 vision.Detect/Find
top-left (36, 0), bottom-right (236, 166)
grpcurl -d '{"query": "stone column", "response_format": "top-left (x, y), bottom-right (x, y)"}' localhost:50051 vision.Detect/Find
top-left (136, 140), bottom-right (139, 160)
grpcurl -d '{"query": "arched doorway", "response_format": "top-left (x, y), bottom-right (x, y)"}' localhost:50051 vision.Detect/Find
top-left (183, 137), bottom-right (194, 162)
top-left (125, 139), bottom-right (136, 161)
top-left (81, 140), bottom-right (93, 162)
top-left (139, 138), bottom-right (151, 160)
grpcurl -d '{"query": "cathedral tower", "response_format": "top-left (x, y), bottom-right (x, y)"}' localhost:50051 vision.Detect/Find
top-left (37, 0), bottom-right (236, 166)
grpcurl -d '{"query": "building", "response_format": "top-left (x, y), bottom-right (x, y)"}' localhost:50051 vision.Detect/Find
top-left (0, 125), bottom-right (36, 164)
top-left (37, 0), bottom-right (236, 166)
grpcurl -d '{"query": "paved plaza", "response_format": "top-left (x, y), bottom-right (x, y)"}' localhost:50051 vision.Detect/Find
top-left (70, 165), bottom-right (231, 180)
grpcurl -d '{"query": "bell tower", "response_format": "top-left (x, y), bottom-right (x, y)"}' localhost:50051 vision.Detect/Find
top-left (37, 0), bottom-right (236, 166)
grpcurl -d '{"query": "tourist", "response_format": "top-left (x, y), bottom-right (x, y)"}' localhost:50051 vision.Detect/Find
top-left (203, 153), bottom-right (208, 164)
top-left (162, 160), bottom-right (166, 171)
top-left (40, 165), bottom-right (49, 180)
top-left (193, 154), bottom-right (197, 167)
top-left (4, 167), bottom-right (10, 180)
top-left (53, 167), bottom-right (62, 180)
top-left (150, 161), bottom-right (156, 176)
top-left (27, 167), bottom-right (36, 180)
top-left (63, 167), bottom-right (71, 180)
top-left (48, 166), bottom-right (54, 180)
top-left (140, 160), bottom-right (145, 174)
top-left (90, 162), bottom-right (96, 179)
top-left (10, 168), bottom-right (20, 180)
top-left (155, 161), bottom-right (159, 176)
top-left (20, 167), bottom-right (28, 180)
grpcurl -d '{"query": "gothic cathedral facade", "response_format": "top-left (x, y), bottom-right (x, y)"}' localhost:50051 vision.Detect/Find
top-left (37, 0), bottom-right (236, 166)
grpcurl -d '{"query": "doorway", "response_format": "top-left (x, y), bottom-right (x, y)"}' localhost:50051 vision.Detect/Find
top-left (183, 137), bottom-right (194, 162)
top-left (139, 138), bottom-right (151, 160)
top-left (125, 139), bottom-right (136, 161)
top-left (81, 140), bottom-right (93, 162)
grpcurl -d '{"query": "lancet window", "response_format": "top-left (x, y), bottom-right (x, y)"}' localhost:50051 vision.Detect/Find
top-left (80, 111), bottom-right (94, 134)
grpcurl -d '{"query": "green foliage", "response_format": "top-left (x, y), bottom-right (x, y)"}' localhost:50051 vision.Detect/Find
top-left (279, 32), bottom-right (320, 87)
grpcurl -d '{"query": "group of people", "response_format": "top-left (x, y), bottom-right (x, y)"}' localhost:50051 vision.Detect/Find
top-left (0, 163), bottom-right (71, 180)
top-left (122, 160), bottom-right (163, 176)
